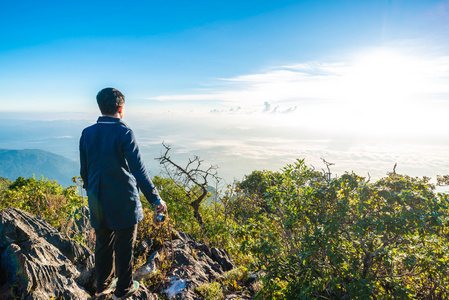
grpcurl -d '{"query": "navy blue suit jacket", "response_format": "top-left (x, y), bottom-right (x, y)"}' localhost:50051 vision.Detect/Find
top-left (79, 116), bottom-right (162, 230)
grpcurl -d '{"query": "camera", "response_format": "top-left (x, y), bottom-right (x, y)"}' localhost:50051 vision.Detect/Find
top-left (155, 214), bottom-right (166, 223)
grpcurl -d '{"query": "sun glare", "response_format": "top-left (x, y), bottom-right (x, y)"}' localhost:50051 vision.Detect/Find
top-left (333, 48), bottom-right (429, 133)
top-left (347, 49), bottom-right (421, 102)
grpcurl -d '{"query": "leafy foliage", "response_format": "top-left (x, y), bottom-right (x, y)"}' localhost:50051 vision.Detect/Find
top-left (234, 159), bottom-right (449, 299)
top-left (196, 266), bottom-right (253, 300)
top-left (0, 175), bottom-right (86, 234)
top-left (196, 282), bottom-right (224, 300)
top-left (3, 158), bottom-right (449, 300)
top-left (150, 176), bottom-right (202, 236)
top-left (0, 176), bottom-right (12, 192)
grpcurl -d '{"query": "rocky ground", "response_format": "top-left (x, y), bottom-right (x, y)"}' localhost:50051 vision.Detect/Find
top-left (0, 208), bottom-right (261, 299)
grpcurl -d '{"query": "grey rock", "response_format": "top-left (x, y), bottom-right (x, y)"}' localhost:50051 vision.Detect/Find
top-left (94, 284), bottom-right (159, 300)
top-left (0, 208), bottom-right (94, 299)
top-left (135, 238), bottom-right (153, 258)
top-left (211, 247), bottom-right (235, 272)
top-left (0, 208), bottom-right (162, 299)
top-left (0, 207), bottom-right (243, 300)
top-left (159, 230), bottom-right (236, 300)
top-left (134, 251), bottom-right (160, 282)
top-left (126, 284), bottom-right (159, 300)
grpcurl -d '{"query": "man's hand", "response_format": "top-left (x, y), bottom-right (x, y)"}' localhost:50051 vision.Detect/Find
top-left (155, 200), bottom-right (167, 214)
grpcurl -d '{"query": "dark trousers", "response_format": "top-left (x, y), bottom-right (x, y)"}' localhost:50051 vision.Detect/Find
top-left (95, 224), bottom-right (138, 297)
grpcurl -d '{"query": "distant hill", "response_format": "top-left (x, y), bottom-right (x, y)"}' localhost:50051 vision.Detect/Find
top-left (0, 149), bottom-right (79, 187)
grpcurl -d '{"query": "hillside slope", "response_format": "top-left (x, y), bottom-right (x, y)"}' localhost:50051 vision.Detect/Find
top-left (0, 149), bottom-right (78, 187)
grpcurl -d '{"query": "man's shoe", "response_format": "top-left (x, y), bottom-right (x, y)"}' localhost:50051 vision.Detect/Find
top-left (94, 278), bottom-right (117, 298)
top-left (112, 281), bottom-right (139, 299)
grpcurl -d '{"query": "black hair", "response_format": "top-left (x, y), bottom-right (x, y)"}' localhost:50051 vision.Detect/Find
top-left (96, 88), bottom-right (125, 115)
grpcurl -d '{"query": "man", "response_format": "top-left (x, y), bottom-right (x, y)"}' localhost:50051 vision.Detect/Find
top-left (80, 87), bottom-right (167, 299)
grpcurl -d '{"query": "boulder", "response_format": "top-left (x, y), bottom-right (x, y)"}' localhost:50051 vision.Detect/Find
top-left (0, 207), bottom-right (94, 299)
top-left (134, 251), bottom-right (160, 282)
top-left (1, 240), bottom-right (91, 299)
top-left (211, 247), bottom-right (235, 272)
top-left (0, 207), bottom-right (249, 299)
top-left (135, 238), bottom-right (153, 258)
top-left (0, 207), bottom-right (163, 299)
top-left (158, 230), bottom-right (236, 299)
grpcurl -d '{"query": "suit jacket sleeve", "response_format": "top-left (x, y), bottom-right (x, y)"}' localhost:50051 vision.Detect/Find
top-left (79, 131), bottom-right (89, 190)
top-left (122, 128), bottom-right (162, 207)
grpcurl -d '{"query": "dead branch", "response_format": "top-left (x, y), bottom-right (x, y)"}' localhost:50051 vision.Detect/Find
top-left (156, 142), bottom-right (220, 237)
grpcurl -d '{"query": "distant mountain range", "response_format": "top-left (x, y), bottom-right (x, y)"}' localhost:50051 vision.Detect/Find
top-left (0, 149), bottom-right (79, 187)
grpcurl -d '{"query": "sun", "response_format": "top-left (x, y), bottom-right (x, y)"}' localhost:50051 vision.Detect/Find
top-left (324, 48), bottom-right (430, 132)
top-left (346, 49), bottom-right (422, 104)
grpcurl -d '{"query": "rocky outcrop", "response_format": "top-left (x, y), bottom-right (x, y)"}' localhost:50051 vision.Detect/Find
top-left (0, 207), bottom-right (254, 299)
top-left (0, 208), bottom-right (161, 300)
top-left (155, 231), bottom-right (236, 299)
top-left (0, 208), bottom-right (94, 299)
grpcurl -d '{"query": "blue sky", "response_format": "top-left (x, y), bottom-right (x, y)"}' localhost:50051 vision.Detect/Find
top-left (1, 0), bottom-right (449, 182)
top-left (2, 0), bottom-right (447, 111)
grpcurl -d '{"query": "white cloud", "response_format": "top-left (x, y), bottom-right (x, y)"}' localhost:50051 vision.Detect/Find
top-left (210, 106), bottom-right (242, 114)
top-left (147, 62), bottom-right (345, 106)
top-left (208, 101), bottom-right (297, 115)
top-left (150, 49), bottom-right (449, 111)
top-left (136, 48), bottom-right (449, 182)
top-left (144, 48), bottom-right (449, 139)
top-left (263, 101), bottom-right (271, 112)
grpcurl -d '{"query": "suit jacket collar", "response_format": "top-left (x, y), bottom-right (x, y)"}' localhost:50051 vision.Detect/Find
top-left (97, 116), bottom-right (121, 124)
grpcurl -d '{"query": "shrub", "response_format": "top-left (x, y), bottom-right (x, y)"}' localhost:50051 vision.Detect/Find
top-left (236, 160), bottom-right (449, 299)
top-left (196, 282), bottom-right (224, 300)
top-left (0, 177), bottom-right (11, 192)
top-left (0, 175), bottom-right (86, 235)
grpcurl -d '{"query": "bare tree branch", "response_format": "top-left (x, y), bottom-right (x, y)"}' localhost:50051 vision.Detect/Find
top-left (320, 158), bottom-right (335, 183)
top-left (156, 142), bottom-right (220, 237)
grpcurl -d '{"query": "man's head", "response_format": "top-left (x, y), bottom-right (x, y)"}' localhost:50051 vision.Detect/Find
top-left (96, 88), bottom-right (125, 117)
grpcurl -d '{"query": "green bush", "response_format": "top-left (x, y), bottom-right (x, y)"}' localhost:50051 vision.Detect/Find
top-left (150, 176), bottom-right (203, 237)
top-left (0, 175), bottom-right (86, 234)
top-left (196, 282), bottom-right (224, 300)
top-left (0, 177), bottom-right (11, 192)
top-left (4, 161), bottom-right (449, 300)
top-left (238, 160), bottom-right (449, 299)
